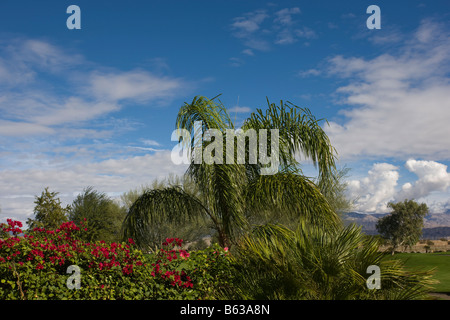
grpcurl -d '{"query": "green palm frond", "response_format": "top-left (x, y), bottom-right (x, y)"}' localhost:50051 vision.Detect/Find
top-left (228, 222), bottom-right (435, 300)
top-left (187, 162), bottom-right (249, 246)
top-left (245, 172), bottom-right (340, 231)
top-left (121, 186), bottom-right (210, 249)
top-left (176, 95), bottom-right (233, 153)
top-left (242, 99), bottom-right (337, 182)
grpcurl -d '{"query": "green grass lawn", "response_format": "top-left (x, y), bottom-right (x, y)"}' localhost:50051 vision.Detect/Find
top-left (386, 252), bottom-right (450, 293)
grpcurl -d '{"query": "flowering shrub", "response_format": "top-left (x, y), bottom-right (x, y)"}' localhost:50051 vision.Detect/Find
top-left (0, 219), bottom-right (233, 300)
top-left (146, 237), bottom-right (233, 299)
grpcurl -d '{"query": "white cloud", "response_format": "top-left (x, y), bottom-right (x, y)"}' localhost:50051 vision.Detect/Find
top-left (298, 68), bottom-right (321, 77)
top-left (295, 27), bottom-right (317, 39)
top-left (32, 98), bottom-right (120, 126)
top-left (229, 57), bottom-right (245, 67)
top-left (231, 7), bottom-right (317, 52)
top-left (396, 160), bottom-right (450, 201)
top-left (274, 7), bottom-right (301, 26)
top-left (275, 29), bottom-right (297, 45)
top-left (0, 39), bottom-right (83, 86)
top-left (242, 49), bottom-right (254, 56)
top-left (0, 151), bottom-right (188, 224)
top-left (231, 9), bottom-right (269, 38)
top-left (228, 106), bottom-right (251, 113)
top-left (323, 20), bottom-right (450, 161)
top-left (0, 120), bottom-right (55, 136)
top-left (347, 163), bottom-right (399, 213)
top-left (88, 70), bottom-right (184, 104)
top-left (0, 37), bottom-right (195, 224)
top-left (0, 37), bottom-right (189, 137)
top-left (347, 159), bottom-right (450, 213)
top-left (141, 139), bottom-right (161, 147)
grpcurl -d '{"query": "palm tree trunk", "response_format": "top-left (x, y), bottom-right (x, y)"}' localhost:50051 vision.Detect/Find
top-left (218, 228), bottom-right (231, 249)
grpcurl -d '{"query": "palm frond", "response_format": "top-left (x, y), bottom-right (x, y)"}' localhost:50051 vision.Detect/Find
top-left (242, 99), bottom-right (337, 183)
top-left (176, 95), bottom-right (233, 154)
top-left (121, 186), bottom-right (210, 249)
top-left (245, 172), bottom-right (340, 231)
top-left (187, 162), bottom-right (249, 247)
top-left (228, 222), bottom-right (436, 300)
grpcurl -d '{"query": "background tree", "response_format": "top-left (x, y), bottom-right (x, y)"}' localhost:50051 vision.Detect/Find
top-left (68, 187), bottom-right (126, 242)
top-left (317, 166), bottom-right (353, 216)
top-left (122, 96), bottom-right (339, 250)
top-left (27, 187), bottom-right (69, 230)
top-left (376, 199), bottom-right (429, 254)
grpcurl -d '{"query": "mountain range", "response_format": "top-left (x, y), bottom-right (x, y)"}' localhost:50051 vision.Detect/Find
top-left (341, 210), bottom-right (450, 239)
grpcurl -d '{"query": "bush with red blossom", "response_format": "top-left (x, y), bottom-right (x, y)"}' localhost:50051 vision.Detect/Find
top-left (0, 219), bottom-right (233, 300)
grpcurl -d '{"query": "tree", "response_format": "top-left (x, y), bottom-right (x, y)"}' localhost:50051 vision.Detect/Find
top-left (376, 199), bottom-right (429, 255)
top-left (68, 187), bottom-right (126, 242)
top-left (317, 166), bottom-right (353, 216)
top-left (27, 187), bottom-right (69, 230)
top-left (122, 96), bottom-right (340, 249)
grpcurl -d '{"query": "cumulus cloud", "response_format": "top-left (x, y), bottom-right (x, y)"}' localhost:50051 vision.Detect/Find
top-left (396, 160), bottom-right (450, 201)
top-left (347, 160), bottom-right (450, 213)
top-left (347, 163), bottom-right (399, 213)
top-left (320, 20), bottom-right (450, 161)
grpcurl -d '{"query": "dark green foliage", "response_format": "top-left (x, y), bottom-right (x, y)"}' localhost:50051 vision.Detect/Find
top-left (376, 199), bottom-right (429, 254)
top-left (68, 187), bottom-right (127, 243)
top-left (226, 223), bottom-right (435, 300)
top-left (26, 187), bottom-right (69, 230)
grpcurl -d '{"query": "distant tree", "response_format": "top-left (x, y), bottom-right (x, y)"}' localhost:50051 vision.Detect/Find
top-left (68, 187), bottom-right (126, 243)
top-left (376, 199), bottom-right (429, 255)
top-left (318, 166), bottom-right (353, 216)
top-left (27, 187), bottom-right (69, 230)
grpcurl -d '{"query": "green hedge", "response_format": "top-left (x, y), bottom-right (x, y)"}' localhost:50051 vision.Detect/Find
top-left (0, 219), bottom-right (232, 300)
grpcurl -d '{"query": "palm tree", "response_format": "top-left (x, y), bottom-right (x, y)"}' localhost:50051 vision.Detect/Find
top-left (225, 223), bottom-right (435, 300)
top-left (122, 95), bottom-right (340, 249)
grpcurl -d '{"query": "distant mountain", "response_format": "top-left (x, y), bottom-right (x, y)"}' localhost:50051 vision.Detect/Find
top-left (341, 210), bottom-right (450, 239)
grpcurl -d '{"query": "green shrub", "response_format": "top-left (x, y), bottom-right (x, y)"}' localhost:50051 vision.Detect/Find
top-left (0, 219), bottom-right (231, 300)
top-left (145, 238), bottom-right (233, 299)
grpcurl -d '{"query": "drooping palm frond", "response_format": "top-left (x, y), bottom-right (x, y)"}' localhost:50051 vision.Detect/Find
top-left (186, 162), bottom-right (249, 247)
top-left (176, 95), bottom-right (233, 154)
top-left (242, 99), bottom-right (337, 183)
top-left (121, 186), bottom-right (210, 250)
top-left (244, 171), bottom-right (340, 231)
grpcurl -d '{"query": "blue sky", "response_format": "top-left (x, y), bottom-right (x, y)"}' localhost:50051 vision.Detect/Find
top-left (0, 0), bottom-right (450, 224)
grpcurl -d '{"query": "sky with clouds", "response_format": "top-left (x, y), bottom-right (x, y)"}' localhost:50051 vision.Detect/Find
top-left (0, 0), bottom-right (449, 225)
